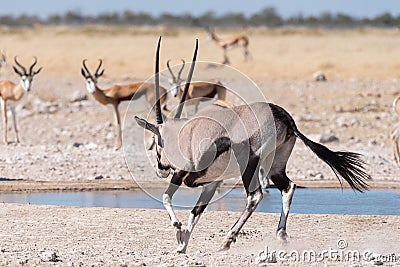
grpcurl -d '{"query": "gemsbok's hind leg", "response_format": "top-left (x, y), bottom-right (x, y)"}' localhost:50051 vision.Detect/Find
top-left (219, 157), bottom-right (263, 251)
top-left (269, 137), bottom-right (297, 241)
top-left (176, 181), bottom-right (221, 253)
top-left (270, 173), bottom-right (296, 241)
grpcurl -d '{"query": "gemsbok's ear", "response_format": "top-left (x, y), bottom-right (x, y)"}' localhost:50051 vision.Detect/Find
top-left (134, 116), bottom-right (160, 136)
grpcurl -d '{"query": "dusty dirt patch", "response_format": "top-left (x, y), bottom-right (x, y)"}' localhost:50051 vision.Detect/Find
top-left (0, 203), bottom-right (398, 266)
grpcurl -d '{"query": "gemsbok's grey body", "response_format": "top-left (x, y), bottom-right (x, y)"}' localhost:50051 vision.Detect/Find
top-left (135, 37), bottom-right (370, 253)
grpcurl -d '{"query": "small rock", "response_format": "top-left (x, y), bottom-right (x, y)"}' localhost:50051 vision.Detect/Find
top-left (336, 117), bottom-right (347, 127)
top-left (40, 251), bottom-right (61, 262)
top-left (106, 132), bottom-right (114, 141)
top-left (94, 175), bottom-right (104, 180)
top-left (368, 140), bottom-right (378, 146)
top-left (313, 71), bottom-right (327, 82)
top-left (118, 259), bottom-right (128, 267)
top-left (86, 142), bottom-right (98, 149)
top-left (319, 133), bottom-right (339, 143)
top-left (71, 91), bottom-right (88, 102)
top-left (17, 258), bottom-right (29, 265)
top-left (72, 142), bottom-right (83, 148)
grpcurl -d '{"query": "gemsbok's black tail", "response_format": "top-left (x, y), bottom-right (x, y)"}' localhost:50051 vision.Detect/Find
top-left (275, 104), bottom-right (371, 192)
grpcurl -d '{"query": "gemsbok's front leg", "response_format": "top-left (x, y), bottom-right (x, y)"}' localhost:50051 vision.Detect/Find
top-left (1, 98), bottom-right (8, 145)
top-left (163, 172), bottom-right (185, 242)
top-left (219, 157), bottom-right (263, 251)
top-left (176, 181), bottom-right (221, 253)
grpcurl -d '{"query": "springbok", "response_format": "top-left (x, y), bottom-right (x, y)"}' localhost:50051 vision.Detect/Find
top-left (0, 52), bottom-right (6, 70)
top-left (0, 57), bottom-right (42, 145)
top-left (80, 59), bottom-right (169, 150)
top-left (135, 37), bottom-right (370, 253)
top-left (391, 96), bottom-right (400, 164)
top-left (207, 28), bottom-right (250, 64)
top-left (166, 59), bottom-right (226, 113)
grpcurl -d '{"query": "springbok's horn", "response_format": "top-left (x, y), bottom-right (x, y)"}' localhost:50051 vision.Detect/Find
top-left (175, 39), bottom-right (198, 119)
top-left (95, 59), bottom-right (103, 75)
top-left (29, 57), bottom-right (38, 74)
top-left (14, 56), bottom-right (27, 74)
top-left (177, 59), bottom-right (185, 82)
top-left (155, 36), bottom-right (163, 124)
top-left (166, 60), bottom-right (176, 81)
top-left (82, 59), bottom-right (91, 76)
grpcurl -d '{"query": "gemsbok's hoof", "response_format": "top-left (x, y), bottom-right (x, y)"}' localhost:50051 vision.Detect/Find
top-left (172, 221), bottom-right (182, 229)
top-left (176, 229), bottom-right (187, 245)
top-left (217, 243), bottom-right (231, 252)
top-left (175, 243), bottom-right (187, 254)
top-left (276, 229), bottom-right (289, 242)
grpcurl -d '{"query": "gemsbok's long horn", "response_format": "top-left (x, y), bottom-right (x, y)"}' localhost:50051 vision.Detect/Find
top-left (155, 36), bottom-right (164, 124)
top-left (175, 39), bottom-right (198, 119)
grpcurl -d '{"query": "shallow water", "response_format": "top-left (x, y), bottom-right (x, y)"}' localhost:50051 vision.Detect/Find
top-left (1, 188), bottom-right (399, 215)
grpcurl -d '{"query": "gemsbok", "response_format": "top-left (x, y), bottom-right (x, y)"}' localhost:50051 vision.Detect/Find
top-left (207, 28), bottom-right (250, 64)
top-left (0, 57), bottom-right (42, 145)
top-left (391, 96), bottom-right (400, 164)
top-left (135, 37), bottom-right (370, 253)
top-left (80, 59), bottom-right (169, 149)
top-left (166, 59), bottom-right (226, 113)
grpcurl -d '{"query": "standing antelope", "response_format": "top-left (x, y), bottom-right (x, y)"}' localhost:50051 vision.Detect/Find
top-left (135, 37), bottom-right (370, 253)
top-left (0, 52), bottom-right (6, 70)
top-left (166, 59), bottom-right (226, 113)
top-left (207, 28), bottom-right (250, 64)
top-left (80, 59), bottom-right (169, 150)
top-left (391, 96), bottom-right (400, 164)
top-left (0, 57), bottom-right (42, 145)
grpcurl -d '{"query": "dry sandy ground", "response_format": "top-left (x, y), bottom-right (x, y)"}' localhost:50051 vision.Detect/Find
top-left (0, 203), bottom-right (399, 266)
